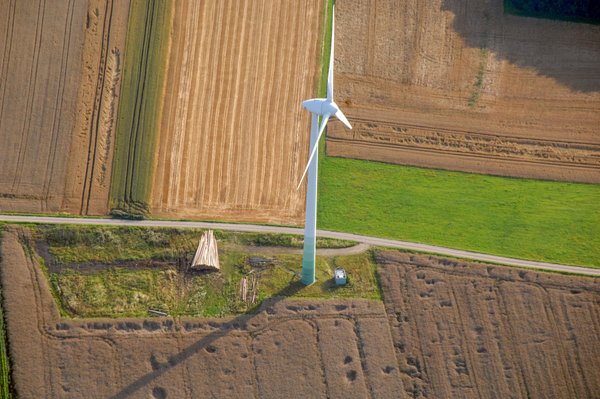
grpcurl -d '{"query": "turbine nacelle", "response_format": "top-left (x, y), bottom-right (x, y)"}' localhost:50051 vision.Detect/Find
top-left (302, 98), bottom-right (338, 116)
top-left (302, 99), bottom-right (352, 129)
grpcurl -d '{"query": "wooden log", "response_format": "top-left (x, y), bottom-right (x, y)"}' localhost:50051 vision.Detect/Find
top-left (240, 277), bottom-right (248, 302)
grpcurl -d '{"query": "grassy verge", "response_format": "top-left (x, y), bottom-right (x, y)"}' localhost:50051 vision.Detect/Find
top-left (36, 226), bottom-right (378, 318)
top-left (109, 0), bottom-right (172, 218)
top-left (468, 48), bottom-right (488, 107)
top-left (36, 225), bottom-right (356, 264)
top-left (0, 231), bottom-right (14, 399)
top-left (318, 0), bottom-right (334, 97)
top-left (0, 289), bottom-right (11, 399)
top-left (504, 0), bottom-right (600, 24)
top-left (228, 232), bottom-right (355, 249)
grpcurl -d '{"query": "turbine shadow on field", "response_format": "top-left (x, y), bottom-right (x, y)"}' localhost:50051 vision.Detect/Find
top-left (441, 0), bottom-right (600, 92)
top-left (109, 279), bottom-right (304, 399)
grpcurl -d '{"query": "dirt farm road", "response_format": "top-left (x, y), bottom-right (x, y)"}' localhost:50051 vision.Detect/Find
top-left (0, 214), bottom-right (598, 276)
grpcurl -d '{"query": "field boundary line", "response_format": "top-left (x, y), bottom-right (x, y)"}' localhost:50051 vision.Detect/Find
top-left (0, 214), bottom-right (598, 276)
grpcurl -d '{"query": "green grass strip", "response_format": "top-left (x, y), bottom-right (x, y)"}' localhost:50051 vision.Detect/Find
top-left (0, 242), bottom-right (14, 398)
top-left (38, 225), bottom-right (379, 318)
top-left (110, 0), bottom-right (172, 218)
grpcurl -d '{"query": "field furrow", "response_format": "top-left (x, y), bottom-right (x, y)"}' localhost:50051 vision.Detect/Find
top-left (108, 0), bottom-right (170, 218)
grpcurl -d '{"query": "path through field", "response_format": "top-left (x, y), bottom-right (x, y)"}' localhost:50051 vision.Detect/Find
top-left (1, 214), bottom-right (598, 276)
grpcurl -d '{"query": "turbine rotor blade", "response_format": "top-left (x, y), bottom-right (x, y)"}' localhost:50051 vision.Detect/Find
top-left (334, 109), bottom-right (352, 130)
top-left (297, 114), bottom-right (331, 190)
top-left (327, 5), bottom-right (335, 101)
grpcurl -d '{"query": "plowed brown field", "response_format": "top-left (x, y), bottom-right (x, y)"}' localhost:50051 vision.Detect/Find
top-left (0, 0), bottom-right (130, 215)
top-left (2, 227), bottom-right (598, 398)
top-left (329, 0), bottom-right (600, 183)
top-left (150, 0), bottom-right (324, 225)
top-left (377, 251), bottom-right (600, 398)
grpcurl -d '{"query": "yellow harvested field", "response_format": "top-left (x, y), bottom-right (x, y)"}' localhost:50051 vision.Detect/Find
top-left (151, 0), bottom-right (324, 225)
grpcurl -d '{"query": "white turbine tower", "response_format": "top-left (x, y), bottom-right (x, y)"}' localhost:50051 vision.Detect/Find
top-left (298, 4), bottom-right (352, 285)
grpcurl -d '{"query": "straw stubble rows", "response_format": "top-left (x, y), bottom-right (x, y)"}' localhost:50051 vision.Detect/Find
top-left (151, 0), bottom-right (324, 224)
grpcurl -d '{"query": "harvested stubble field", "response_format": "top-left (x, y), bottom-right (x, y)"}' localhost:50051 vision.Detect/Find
top-left (0, 0), bottom-right (131, 215)
top-left (150, 0), bottom-right (325, 225)
top-left (1, 226), bottom-right (599, 398)
top-left (329, 0), bottom-right (600, 183)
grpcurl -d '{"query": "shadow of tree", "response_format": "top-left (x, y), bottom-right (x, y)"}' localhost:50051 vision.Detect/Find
top-left (440, 0), bottom-right (600, 92)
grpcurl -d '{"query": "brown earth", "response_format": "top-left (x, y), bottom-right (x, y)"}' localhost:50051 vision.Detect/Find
top-left (377, 250), bottom-right (600, 398)
top-left (0, 0), bottom-right (130, 215)
top-left (150, 0), bottom-right (325, 225)
top-left (2, 226), bottom-right (599, 398)
top-left (329, 0), bottom-right (600, 183)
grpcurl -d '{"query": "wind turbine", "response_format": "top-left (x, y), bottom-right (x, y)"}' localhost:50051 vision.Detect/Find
top-left (298, 3), bottom-right (352, 285)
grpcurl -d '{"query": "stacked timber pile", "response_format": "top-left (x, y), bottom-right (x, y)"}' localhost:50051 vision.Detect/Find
top-left (190, 230), bottom-right (220, 271)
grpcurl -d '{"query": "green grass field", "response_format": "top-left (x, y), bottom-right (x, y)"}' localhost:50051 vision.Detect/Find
top-left (110, 0), bottom-right (172, 218)
top-left (37, 226), bottom-right (378, 318)
top-left (318, 157), bottom-right (600, 267)
top-left (51, 251), bottom-right (379, 318)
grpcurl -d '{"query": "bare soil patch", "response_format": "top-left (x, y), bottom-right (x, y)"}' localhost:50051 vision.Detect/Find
top-left (0, 0), bottom-right (130, 215)
top-left (151, 0), bottom-right (324, 225)
top-left (330, 0), bottom-right (600, 183)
